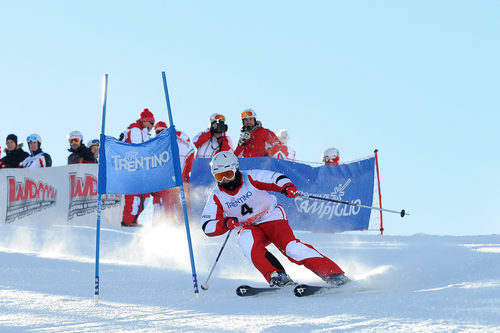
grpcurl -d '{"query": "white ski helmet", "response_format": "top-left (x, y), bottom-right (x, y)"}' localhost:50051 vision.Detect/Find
top-left (209, 113), bottom-right (226, 123)
top-left (241, 109), bottom-right (257, 120)
top-left (322, 148), bottom-right (340, 163)
top-left (26, 133), bottom-right (42, 144)
top-left (277, 129), bottom-right (289, 144)
top-left (87, 139), bottom-right (100, 148)
top-left (68, 130), bottom-right (83, 142)
top-left (210, 151), bottom-right (239, 182)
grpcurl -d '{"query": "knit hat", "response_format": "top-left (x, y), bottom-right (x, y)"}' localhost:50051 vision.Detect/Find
top-left (139, 108), bottom-right (155, 123)
top-left (154, 121), bottom-right (168, 132)
top-left (6, 134), bottom-right (17, 145)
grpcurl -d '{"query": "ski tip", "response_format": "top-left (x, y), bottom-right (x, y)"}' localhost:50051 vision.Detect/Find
top-left (236, 285), bottom-right (252, 297)
top-left (294, 284), bottom-right (309, 297)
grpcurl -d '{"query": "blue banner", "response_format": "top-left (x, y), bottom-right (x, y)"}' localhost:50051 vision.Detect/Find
top-left (98, 126), bottom-right (182, 195)
top-left (189, 156), bottom-right (375, 233)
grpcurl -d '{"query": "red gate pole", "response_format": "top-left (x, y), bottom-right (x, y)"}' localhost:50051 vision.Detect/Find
top-left (374, 149), bottom-right (384, 235)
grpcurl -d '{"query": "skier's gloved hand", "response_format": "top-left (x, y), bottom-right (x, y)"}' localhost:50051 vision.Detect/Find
top-left (281, 184), bottom-right (299, 198)
top-left (224, 217), bottom-right (241, 230)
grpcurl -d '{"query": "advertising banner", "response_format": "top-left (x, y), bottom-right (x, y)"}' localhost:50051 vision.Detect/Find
top-left (99, 126), bottom-right (182, 195)
top-left (189, 156), bottom-right (375, 232)
top-left (0, 164), bottom-right (122, 227)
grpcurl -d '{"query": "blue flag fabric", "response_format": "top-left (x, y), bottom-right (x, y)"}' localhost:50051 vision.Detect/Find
top-left (189, 156), bottom-right (375, 233)
top-left (98, 126), bottom-right (182, 195)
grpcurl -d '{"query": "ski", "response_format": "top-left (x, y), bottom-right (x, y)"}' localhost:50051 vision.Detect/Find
top-left (294, 284), bottom-right (338, 297)
top-left (236, 284), bottom-right (293, 297)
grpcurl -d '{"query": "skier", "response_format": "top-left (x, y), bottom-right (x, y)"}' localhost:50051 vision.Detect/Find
top-left (67, 131), bottom-right (96, 164)
top-left (323, 148), bottom-right (340, 165)
top-left (120, 108), bottom-right (156, 227)
top-left (19, 134), bottom-right (52, 168)
top-left (193, 113), bottom-right (233, 158)
top-left (201, 151), bottom-right (349, 287)
top-left (234, 109), bottom-right (281, 158)
top-left (273, 129), bottom-right (296, 161)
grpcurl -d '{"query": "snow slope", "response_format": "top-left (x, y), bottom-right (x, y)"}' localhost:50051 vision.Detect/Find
top-left (1, 223), bottom-right (499, 332)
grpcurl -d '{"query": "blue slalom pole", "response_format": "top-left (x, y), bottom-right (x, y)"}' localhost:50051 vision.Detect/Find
top-left (162, 71), bottom-right (200, 296)
top-left (94, 74), bottom-right (108, 304)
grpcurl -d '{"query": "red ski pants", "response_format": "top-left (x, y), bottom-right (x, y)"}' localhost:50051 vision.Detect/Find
top-left (122, 193), bottom-right (149, 225)
top-left (237, 219), bottom-right (344, 282)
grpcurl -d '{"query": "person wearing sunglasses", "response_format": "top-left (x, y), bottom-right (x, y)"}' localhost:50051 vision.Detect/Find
top-left (87, 139), bottom-right (100, 161)
top-left (201, 151), bottom-right (349, 288)
top-left (19, 134), bottom-right (52, 168)
top-left (67, 131), bottom-right (96, 164)
top-left (120, 108), bottom-right (156, 227)
top-left (0, 134), bottom-right (29, 168)
top-left (151, 121), bottom-right (196, 225)
top-left (192, 113), bottom-right (234, 158)
top-left (234, 109), bottom-right (282, 158)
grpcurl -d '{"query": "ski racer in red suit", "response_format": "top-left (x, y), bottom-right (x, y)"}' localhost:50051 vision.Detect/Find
top-left (193, 113), bottom-right (234, 158)
top-left (201, 151), bottom-right (349, 287)
top-left (120, 108), bottom-right (156, 227)
top-left (152, 121), bottom-right (195, 225)
top-left (234, 109), bottom-right (282, 158)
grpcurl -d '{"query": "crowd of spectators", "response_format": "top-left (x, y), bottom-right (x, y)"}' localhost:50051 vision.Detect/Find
top-left (0, 107), bottom-right (341, 227)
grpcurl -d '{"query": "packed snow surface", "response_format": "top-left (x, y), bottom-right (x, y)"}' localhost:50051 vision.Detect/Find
top-left (1, 223), bottom-right (499, 332)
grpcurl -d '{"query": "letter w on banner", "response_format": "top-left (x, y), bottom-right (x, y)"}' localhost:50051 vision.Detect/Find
top-left (98, 126), bottom-right (182, 194)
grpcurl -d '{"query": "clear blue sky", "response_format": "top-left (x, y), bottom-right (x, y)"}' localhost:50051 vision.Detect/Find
top-left (1, 1), bottom-right (498, 235)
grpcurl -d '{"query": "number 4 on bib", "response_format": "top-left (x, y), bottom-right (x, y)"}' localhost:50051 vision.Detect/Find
top-left (241, 204), bottom-right (254, 216)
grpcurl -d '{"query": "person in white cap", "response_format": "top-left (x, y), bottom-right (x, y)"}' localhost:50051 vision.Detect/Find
top-left (20, 134), bottom-right (52, 168)
top-left (193, 113), bottom-right (233, 158)
top-left (234, 109), bottom-right (281, 158)
top-left (67, 130), bottom-right (95, 164)
top-left (322, 148), bottom-right (340, 165)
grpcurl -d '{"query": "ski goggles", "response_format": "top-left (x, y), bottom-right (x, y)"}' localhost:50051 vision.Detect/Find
top-left (213, 169), bottom-right (235, 182)
top-left (241, 110), bottom-right (256, 119)
top-left (69, 137), bottom-right (81, 144)
top-left (26, 135), bottom-right (38, 143)
top-left (213, 114), bottom-right (225, 122)
top-left (89, 139), bottom-right (99, 145)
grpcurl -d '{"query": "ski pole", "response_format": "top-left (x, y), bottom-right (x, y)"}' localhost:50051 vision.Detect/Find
top-left (201, 230), bottom-right (232, 290)
top-left (300, 193), bottom-right (409, 217)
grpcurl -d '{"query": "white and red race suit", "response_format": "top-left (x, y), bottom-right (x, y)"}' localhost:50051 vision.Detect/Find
top-left (201, 169), bottom-right (344, 283)
top-left (152, 130), bottom-right (195, 225)
top-left (193, 129), bottom-right (234, 158)
top-left (121, 121), bottom-right (152, 226)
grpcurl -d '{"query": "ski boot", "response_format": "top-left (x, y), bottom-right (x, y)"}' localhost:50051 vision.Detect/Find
top-left (324, 273), bottom-right (350, 288)
top-left (269, 271), bottom-right (294, 287)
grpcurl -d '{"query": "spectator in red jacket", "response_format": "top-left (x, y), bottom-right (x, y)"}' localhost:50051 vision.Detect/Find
top-left (121, 108), bottom-right (155, 227)
top-left (234, 109), bottom-right (281, 158)
top-left (323, 148), bottom-right (340, 165)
